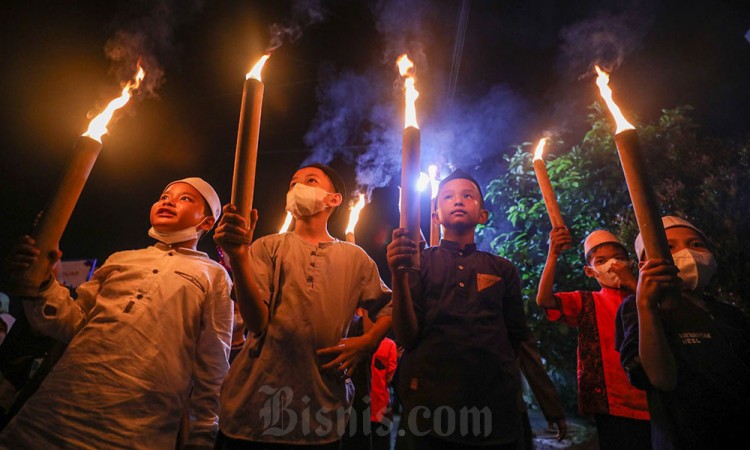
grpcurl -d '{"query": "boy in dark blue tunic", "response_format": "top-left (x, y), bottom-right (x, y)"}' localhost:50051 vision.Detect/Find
top-left (387, 170), bottom-right (530, 449)
top-left (616, 216), bottom-right (750, 450)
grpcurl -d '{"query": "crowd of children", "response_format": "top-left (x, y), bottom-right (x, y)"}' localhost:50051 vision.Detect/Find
top-left (0, 164), bottom-right (747, 450)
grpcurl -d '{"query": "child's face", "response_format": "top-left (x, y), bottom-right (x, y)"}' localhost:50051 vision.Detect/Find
top-left (434, 178), bottom-right (487, 230)
top-left (289, 167), bottom-right (335, 193)
top-left (584, 243), bottom-right (630, 288)
top-left (150, 182), bottom-right (209, 232)
top-left (588, 243), bottom-right (629, 267)
top-left (666, 226), bottom-right (710, 255)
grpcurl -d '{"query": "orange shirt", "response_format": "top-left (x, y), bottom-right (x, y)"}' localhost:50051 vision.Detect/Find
top-left (370, 337), bottom-right (398, 423)
top-left (545, 287), bottom-right (649, 420)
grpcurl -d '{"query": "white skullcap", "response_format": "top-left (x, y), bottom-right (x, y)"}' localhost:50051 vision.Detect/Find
top-left (165, 177), bottom-right (222, 221)
top-left (584, 230), bottom-right (626, 262)
top-left (634, 216), bottom-right (707, 261)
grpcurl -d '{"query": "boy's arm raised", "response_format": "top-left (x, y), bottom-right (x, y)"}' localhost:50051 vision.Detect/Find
top-left (536, 227), bottom-right (572, 309)
top-left (635, 259), bottom-right (680, 391)
top-left (214, 204), bottom-right (268, 334)
top-left (386, 228), bottom-right (419, 348)
top-left (7, 235), bottom-right (95, 341)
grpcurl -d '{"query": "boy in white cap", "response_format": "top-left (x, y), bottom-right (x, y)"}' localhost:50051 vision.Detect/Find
top-left (615, 216), bottom-right (750, 450)
top-left (1, 177), bottom-right (233, 449)
top-left (536, 228), bottom-right (651, 449)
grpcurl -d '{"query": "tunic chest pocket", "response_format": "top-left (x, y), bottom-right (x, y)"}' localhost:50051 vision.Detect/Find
top-left (476, 273), bottom-right (505, 308)
top-left (175, 270), bottom-right (207, 294)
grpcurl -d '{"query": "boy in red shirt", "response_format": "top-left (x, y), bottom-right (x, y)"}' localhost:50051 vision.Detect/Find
top-left (536, 228), bottom-right (651, 449)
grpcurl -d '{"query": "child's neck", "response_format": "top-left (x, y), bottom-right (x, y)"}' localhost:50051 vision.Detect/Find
top-left (168, 239), bottom-right (199, 251)
top-left (293, 215), bottom-right (335, 244)
top-left (442, 228), bottom-right (476, 249)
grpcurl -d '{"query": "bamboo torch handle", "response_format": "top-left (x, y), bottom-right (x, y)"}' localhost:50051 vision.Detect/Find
top-left (614, 129), bottom-right (672, 262)
top-left (533, 159), bottom-right (565, 229)
top-left (400, 126), bottom-right (421, 269)
top-left (27, 136), bottom-right (103, 287)
top-left (230, 78), bottom-right (264, 221)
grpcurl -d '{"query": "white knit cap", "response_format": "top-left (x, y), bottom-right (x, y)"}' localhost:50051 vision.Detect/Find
top-left (634, 216), bottom-right (707, 261)
top-left (165, 177), bottom-right (222, 221)
top-left (584, 230), bottom-right (625, 260)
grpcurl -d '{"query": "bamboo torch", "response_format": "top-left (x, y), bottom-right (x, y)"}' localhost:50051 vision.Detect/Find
top-left (231, 54), bottom-right (269, 221)
top-left (397, 54), bottom-right (421, 269)
top-left (21, 65), bottom-right (145, 293)
top-left (594, 66), bottom-right (672, 264)
top-left (532, 138), bottom-right (565, 229)
top-left (428, 165), bottom-right (441, 247)
top-left (345, 193), bottom-right (367, 244)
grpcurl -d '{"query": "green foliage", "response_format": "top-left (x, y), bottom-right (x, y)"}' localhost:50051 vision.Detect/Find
top-left (478, 103), bottom-right (750, 413)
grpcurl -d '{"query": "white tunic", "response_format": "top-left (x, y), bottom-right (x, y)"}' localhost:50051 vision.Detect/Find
top-left (0, 244), bottom-right (233, 449)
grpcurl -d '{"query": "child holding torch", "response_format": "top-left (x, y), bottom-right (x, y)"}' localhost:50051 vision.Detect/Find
top-left (387, 169), bottom-right (530, 449)
top-left (536, 228), bottom-right (651, 449)
top-left (615, 216), bottom-right (750, 450)
top-left (213, 163), bottom-right (392, 449)
top-left (0, 177), bottom-right (233, 449)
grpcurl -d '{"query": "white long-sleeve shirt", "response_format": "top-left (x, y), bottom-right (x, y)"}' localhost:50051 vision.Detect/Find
top-left (0, 244), bottom-right (233, 449)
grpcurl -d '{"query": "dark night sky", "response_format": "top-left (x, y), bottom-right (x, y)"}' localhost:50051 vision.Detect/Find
top-left (1, 0), bottom-right (748, 269)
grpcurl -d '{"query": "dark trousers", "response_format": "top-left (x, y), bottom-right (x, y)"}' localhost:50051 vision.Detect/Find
top-left (214, 431), bottom-right (341, 450)
top-left (594, 414), bottom-right (652, 450)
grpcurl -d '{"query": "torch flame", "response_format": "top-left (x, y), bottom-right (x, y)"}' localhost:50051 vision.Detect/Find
top-left (428, 164), bottom-right (440, 199)
top-left (82, 64), bottom-right (145, 143)
top-left (594, 65), bottom-right (635, 134)
top-left (417, 172), bottom-right (430, 192)
top-left (247, 54), bottom-right (271, 81)
top-left (397, 54), bottom-right (419, 129)
top-left (345, 193), bottom-right (367, 235)
top-left (533, 138), bottom-right (547, 161)
top-left (279, 211), bottom-right (293, 233)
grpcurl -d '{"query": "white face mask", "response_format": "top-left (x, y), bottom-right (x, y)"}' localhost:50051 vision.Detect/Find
top-left (148, 218), bottom-right (207, 245)
top-left (593, 258), bottom-right (631, 289)
top-left (285, 183), bottom-right (333, 219)
top-left (672, 248), bottom-right (717, 292)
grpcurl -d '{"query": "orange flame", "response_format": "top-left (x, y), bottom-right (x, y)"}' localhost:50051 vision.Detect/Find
top-left (83, 64), bottom-right (145, 143)
top-left (247, 54), bottom-right (271, 81)
top-left (397, 54), bottom-right (419, 129)
top-left (533, 138), bottom-right (547, 161)
top-left (279, 211), bottom-right (293, 233)
top-left (594, 65), bottom-right (635, 134)
top-left (345, 193), bottom-right (367, 235)
top-left (428, 164), bottom-right (440, 199)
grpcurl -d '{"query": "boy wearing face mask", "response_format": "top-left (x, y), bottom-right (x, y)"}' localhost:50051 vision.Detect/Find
top-left (213, 163), bottom-right (392, 449)
top-left (536, 228), bottom-right (651, 450)
top-left (1, 178), bottom-right (234, 449)
top-left (615, 216), bottom-right (750, 450)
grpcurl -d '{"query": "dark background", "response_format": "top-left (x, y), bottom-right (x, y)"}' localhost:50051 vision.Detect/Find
top-left (1, 0), bottom-right (748, 268)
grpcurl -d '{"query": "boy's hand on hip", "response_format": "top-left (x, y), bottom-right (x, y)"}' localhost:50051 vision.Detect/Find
top-left (317, 335), bottom-right (376, 378)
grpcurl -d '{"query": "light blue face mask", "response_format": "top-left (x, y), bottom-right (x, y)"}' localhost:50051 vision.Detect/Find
top-left (148, 216), bottom-right (209, 245)
top-left (148, 226), bottom-right (199, 245)
top-left (672, 248), bottom-right (717, 292)
top-left (285, 183), bottom-right (332, 218)
top-left (593, 259), bottom-right (621, 288)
